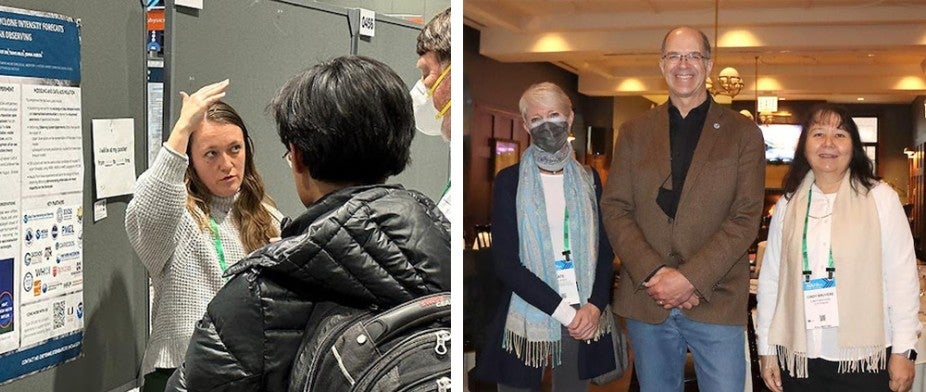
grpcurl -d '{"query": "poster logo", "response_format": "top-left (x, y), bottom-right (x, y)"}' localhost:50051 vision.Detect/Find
top-left (22, 272), bottom-right (32, 292)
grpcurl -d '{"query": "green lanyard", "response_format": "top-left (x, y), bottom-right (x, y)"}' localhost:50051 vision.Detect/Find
top-left (440, 180), bottom-right (451, 200)
top-left (208, 217), bottom-right (229, 273)
top-left (562, 208), bottom-right (571, 261)
top-left (801, 187), bottom-right (835, 282)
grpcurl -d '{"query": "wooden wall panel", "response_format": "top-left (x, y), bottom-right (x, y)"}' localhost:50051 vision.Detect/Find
top-left (464, 103), bottom-right (525, 246)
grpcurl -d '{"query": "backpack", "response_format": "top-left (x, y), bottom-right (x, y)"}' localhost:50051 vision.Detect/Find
top-left (288, 292), bottom-right (451, 392)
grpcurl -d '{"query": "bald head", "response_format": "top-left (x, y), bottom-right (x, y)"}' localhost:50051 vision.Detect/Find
top-left (661, 26), bottom-right (712, 59)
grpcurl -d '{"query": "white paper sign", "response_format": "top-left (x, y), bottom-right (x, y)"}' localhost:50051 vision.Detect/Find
top-left (175, 0), bottom-right (204, 10)
top-left (359, 8), bottom-right (375, 37)
top-left (92, 118), bottom-right (136, 198)
top-left (147, 82), bottom-right (163, 167)
top-left (93, 200), bottom-right (107, 222)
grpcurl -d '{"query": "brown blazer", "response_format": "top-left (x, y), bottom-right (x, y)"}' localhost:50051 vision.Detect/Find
top-left (601, 101), bottom-right (766, 326)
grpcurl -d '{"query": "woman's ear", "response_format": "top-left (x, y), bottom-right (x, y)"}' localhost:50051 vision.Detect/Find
top-left (567, 110), bottom-right (575, 129)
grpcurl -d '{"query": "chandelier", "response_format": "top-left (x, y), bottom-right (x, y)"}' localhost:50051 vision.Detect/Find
top-left (706, 0), bottom-right (743, 98)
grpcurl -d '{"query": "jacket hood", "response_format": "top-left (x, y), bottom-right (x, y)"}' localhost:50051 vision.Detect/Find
top-left (228, 184), bottom-right (450, 308)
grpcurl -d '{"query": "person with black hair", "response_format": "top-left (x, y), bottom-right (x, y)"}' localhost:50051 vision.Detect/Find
top-left (164, 56), bottom-right (451, 392)
top-left (756, 104), bottom-right (919, 392)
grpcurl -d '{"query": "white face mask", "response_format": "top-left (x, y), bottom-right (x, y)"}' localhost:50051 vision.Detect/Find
top-left (410, 79), bottom-right (444, 137)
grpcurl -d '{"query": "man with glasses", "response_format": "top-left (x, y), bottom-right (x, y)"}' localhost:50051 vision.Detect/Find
top-left (412, 7), bottom-right (451, 219)
top-left (600, 26), bottom-right (766, 392)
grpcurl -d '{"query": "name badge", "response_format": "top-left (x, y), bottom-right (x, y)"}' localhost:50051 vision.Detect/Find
top-left (555, 259), bottom-right (581, 305)
top-left (802, 277), bottom-right (839, 330)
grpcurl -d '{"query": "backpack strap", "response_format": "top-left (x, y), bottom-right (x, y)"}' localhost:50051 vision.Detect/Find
top-left (364, 292), bottom-right (450, 346)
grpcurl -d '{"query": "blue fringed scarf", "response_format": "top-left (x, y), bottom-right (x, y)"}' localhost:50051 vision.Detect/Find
top-left (503, 145), bottom-right (608, 368)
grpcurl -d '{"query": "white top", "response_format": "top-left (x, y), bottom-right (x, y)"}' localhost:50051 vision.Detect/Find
top-left (540, 172), bottom-right (578, 326)
top-left (757, 182), bottom-right (920, 359)
top-left (126, 145), bottom-right (282, 377)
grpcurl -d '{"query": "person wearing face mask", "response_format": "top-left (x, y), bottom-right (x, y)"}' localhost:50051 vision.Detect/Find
top-left (599, 26), bottom-right (765, 392)
top-left (125, 80), bottom-right (283, 392)
top-left (412, 7), bottom-right (451, 219)
top-left (472, 82), bottom-right (615, 391)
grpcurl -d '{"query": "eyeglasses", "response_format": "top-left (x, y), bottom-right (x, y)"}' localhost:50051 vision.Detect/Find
top-left (282, 150), bottom-right (292, 168)
top-left (661, 52), bottom-right (709, 64)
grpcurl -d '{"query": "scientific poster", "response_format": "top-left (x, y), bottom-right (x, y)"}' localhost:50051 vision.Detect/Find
top-left (0, 5), bottom-right (83, 385)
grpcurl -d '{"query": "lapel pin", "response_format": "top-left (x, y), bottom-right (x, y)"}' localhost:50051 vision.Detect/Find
top-left (713, 123), bottom-right (720, 129)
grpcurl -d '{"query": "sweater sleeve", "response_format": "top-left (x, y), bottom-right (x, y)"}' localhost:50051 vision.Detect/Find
top-left (589, 169), bottom-right (614, 311)
top-left (125, 145), bottom-right (191, 276)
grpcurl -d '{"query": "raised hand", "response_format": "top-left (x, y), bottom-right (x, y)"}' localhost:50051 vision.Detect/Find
top-left (166, 79), bottom-right (230, 154)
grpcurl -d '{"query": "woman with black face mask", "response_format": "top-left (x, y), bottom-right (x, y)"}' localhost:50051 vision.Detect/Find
top-left (472, 82), bottom-right (616, 391)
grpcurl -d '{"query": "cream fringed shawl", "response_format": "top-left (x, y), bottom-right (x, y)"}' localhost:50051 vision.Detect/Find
top-left (768, 170), bottom-right (885, 378)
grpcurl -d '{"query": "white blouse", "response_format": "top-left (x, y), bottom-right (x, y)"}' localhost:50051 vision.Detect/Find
top-left (541, 172), bottom-right (578, 326)
top-left (756, 182), bottom-right (920, 360)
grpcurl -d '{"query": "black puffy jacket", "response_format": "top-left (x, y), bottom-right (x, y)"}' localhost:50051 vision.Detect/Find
top-left (165, 184), bottom-right (451, 392)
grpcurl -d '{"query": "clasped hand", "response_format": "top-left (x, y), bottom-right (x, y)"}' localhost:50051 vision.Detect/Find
top-left (645, 267), bottom-right (699, 309)
top-left (567, 303), bottom-right (601, 340)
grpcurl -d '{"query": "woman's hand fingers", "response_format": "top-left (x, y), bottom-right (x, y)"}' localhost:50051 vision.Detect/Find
top-left (759, 355), bottom-right (783, 392)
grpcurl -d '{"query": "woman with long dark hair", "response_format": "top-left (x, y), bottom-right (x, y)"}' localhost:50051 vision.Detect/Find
top-left (756, 104), bottom-right (919, 392)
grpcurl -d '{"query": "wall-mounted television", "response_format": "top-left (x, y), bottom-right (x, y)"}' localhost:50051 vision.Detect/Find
top-left (759, 124), bottom-right (802, 163)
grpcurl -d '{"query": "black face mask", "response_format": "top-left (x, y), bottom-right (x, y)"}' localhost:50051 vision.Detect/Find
top-left (530, 119), bottom-right (569, 153)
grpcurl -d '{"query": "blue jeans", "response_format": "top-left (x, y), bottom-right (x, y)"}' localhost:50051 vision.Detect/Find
top-left (627, 308), bottom-right (744, 392)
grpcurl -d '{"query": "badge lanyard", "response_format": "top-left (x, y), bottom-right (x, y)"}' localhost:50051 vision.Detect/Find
top-left (801, 187), bottom-right (835, 282)
top-left (208, 217), bottom-right (229, 273)
top-left (440, 180), bottom-right (451, 200)
top-left (562, 208), bottom-right (571, 261)
top-left (555, 208), bottom-right (581, 305)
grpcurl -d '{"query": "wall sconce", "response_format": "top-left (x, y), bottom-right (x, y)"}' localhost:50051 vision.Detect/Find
top-left (904, 148), bottom-right (915, 159)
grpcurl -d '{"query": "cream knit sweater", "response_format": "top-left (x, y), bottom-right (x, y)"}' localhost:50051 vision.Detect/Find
top-left (126, 145), bottom-right (281, 378)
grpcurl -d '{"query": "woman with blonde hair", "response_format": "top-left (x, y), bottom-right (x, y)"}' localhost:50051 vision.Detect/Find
top-left (473, 82), bottom-right (615, 391)
top-left (126, 80), bottom-right (282, 392)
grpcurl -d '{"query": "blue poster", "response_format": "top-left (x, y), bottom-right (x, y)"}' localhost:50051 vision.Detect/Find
top-left (0, 5), bottom-right (82, 386)
top-left (0, 258), bottom-right (12, 334)
top-left (0, 6), bottom-right (80, 82)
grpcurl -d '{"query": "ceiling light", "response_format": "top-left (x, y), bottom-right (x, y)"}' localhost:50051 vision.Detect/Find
top-left (857, 97), bottom-right (865, 101)
top-left (707, 0), bottom-right (743, 99)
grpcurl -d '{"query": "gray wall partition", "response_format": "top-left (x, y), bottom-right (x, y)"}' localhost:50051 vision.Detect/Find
top-left (167, 0), bottom-right (449, 217)
top-left (355, 11), bottom-right (450, 202)
top-left (1, 1), bottom-right (149, 392)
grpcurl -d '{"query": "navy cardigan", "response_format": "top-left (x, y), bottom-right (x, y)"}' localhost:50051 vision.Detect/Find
top-left (471, 163), bottom-right (615, 389)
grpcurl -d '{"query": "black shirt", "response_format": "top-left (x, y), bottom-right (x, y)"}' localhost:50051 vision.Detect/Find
top-left (668, 97), bottom-right (711, 194)
top-left (658, 96), bottom-right (711, 219)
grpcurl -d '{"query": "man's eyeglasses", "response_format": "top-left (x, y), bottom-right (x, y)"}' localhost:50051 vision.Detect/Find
top-left (282, 150), bottom-right (292, 168)
top-left (661, 52), bottom-right (709, 64)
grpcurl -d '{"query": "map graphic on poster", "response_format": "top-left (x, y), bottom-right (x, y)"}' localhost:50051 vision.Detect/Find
top-left (0, 5), bottom-right (83, 385)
